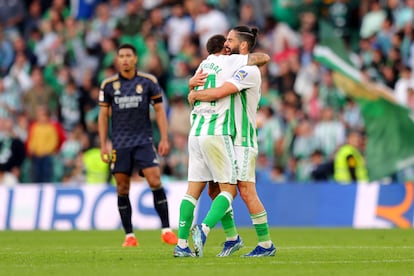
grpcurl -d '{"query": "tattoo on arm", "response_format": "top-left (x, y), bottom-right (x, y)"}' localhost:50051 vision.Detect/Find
top-left (247, 53), bottom-right (270, 66)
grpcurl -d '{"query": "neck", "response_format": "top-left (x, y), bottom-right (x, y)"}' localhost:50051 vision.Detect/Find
top-left (121, 70), bottom-right (136, 79)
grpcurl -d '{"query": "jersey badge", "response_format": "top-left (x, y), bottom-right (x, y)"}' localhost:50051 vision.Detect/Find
top-left (113, 81), bottom-right (121, 95)
top-left (234, 70), bottom-right (248, 81)
top-left (136, 84), bottom-right (143, 94)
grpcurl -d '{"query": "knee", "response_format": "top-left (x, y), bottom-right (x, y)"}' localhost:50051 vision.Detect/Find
top-left (226, 188), bottom-right (238, 200)
top-left (208, 184), bottom-right (220, 199)
top-left (239, 186), bottom-right (255, 203)
top-left (117, 182), bottom-right (130, 195)
top-left (147, 176), bottom-right (162, 189)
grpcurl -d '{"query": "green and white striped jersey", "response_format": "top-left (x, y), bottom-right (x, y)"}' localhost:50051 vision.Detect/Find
top-left (189, 54), bottom-right (248, 136)
top-left (227, 65), bottom-right (261, 149)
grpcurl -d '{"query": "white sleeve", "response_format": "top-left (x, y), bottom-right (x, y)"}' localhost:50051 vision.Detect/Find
top-left (226, 54), bottom-right (249, 70)
top-left (226, 66), bottom-right (258, 91)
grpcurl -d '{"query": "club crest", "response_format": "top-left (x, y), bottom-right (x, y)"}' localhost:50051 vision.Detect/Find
top-left (113, 81), bottom-right (121, 95)
top-left (136, 84), bottom-right (143, 94)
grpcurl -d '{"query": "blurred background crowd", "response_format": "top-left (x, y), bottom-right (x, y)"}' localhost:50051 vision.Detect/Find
top-left (1, 0), bottom-right (414, 185)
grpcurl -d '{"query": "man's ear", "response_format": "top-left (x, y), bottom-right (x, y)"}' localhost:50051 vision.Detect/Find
top-left (241, 41), bottom-right (249, 51)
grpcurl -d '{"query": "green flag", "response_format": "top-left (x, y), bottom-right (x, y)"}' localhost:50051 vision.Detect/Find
top-left (314, 20), bottom-right (414, 181)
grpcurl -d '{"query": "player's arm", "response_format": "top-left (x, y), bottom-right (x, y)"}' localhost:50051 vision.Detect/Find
top-left (189, 68), bottom-right (208, 90)
top-left (246, 52), bottom-right (270, 67)
top-left (152, 96), bottom-right (170, 156)
top-left (188, 81), bottom-right (238, 105)
top-left (188, 53), bottom-right (269, 90)
top-left (98, 103), bottom-right (110, 163)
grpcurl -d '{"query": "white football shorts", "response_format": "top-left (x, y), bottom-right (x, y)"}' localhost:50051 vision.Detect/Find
top-left (188, 135), bottom-right (238, 184)
top-left (234, 145), bottom-right (258, 183)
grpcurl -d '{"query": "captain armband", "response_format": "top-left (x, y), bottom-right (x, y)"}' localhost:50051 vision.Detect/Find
top-left (152, 96), bottom-right (163, 104)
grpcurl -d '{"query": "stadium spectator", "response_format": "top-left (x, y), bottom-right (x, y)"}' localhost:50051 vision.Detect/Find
top-left (394, 65), bottom-right (414, 106)
top-left (313, 107), bottom-right (346, 158)
top-left (360, 0), bottom-right (386, 39)
top-left (115, 0), bottom-right (145, 37)
top-left (194, 1), bottom-right (229, 56)
top-left (341, 97), bottom-right (364, 133)
top-left (168, 95), bottom-right (191, 136)
top-left (163, 3), bottom-right (194, 57)
top-left (257, 106), bottom-right (283, 162)
top-left (309, 149), bottom-right (334, 181)
top-left (58, 78), bottom-right (83, 133)
top-left (26, 105), bottom-right (66, 183)
top-left (58, 124), bottom-right (87, 180)
top-left (0, 117), bottom-right (26, 180)
top-left (0, 0), bottom-right (25, 39)
top-left (85, 2), bottom-right (117, 50)
top-left (71, 0), bottom-right (100, 20)
top-left (292, 119), bottom-right (318, 160)
top-left (22, 66), bottom-right (58, 120)
top-left (334, 130), bottom-right (368, 184)
top-left (108, 0), bottom-right (127, 21)
top-left (23, 0), bottom-right (43, 40)
top-left (318, 70), bottom-right (346, 114)
top-left (82, 137), bottom-right (111, 185)
top-left (0, 27), bottom-right (15, 77)
top-left (0, 79), bottom-right (20, 119)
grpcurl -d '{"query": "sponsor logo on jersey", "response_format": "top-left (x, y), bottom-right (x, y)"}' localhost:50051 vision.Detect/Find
top-left (114, 95), bottom-right (142, 109)
top-left (234, 70), bottom-right (248, 81)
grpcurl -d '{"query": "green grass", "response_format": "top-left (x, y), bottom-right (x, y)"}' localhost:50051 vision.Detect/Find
top-left (0, 228), bottom-right (413, 276)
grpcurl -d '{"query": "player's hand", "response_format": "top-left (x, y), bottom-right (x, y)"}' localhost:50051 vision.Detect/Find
top-left (100, 146), bottom-right (110, 163)
top-left (189, 69), bottom-right (207, 88)
top-left (158, 139), bottom-right (170, 156)
top-left (188, 90), bottom-right (197, 106)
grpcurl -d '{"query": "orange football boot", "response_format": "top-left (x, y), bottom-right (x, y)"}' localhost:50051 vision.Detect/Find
top-left (122, 236), bottom-right (138, 247)
top-left (161, 231), bottom-right (178, 245)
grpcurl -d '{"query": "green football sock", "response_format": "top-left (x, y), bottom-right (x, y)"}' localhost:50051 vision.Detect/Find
top-left (178, 194), bottom-right (197, 240)
top-left (203, 191), bottom-right (233, 229)
top-left (251, 211), bottom-right (271, 243)
top-left (221, 207), bottom-right (238, 239)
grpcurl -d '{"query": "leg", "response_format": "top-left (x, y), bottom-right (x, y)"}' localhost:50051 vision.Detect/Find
top-left (192, 183), bottom-right (237, 256)
top-left (174, 181), bottom-right (206, 257)
top-left (142, 165), bottom-right (178, 245)
top-left (202, 183), bottom-right (237, 229)
top-left (142, 166), bottom-right (170, 228)
top-left (208, 182), bottom-right (238, 241)
top-left (114, 172), bottom-right (137, 247)
top-left (179, 181), bottom-right (206, 241)
top-left (207, 181), bottom-right (243, 257)
top-left (238, 181), bottom-right (275, 257)
top-left (114, 172), bottom-right (132, 234)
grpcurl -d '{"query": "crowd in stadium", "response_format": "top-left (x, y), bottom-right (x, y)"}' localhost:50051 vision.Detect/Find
top-left (0, 0), bottom-right (413, 185)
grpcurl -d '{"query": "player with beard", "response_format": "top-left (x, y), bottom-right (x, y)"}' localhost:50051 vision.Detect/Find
top-left (189, 26), bottom-right (276, 257)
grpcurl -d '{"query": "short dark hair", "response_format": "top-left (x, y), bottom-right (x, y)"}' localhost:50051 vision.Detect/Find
top-left (206, 34), bottom-right (226, 54)
top-left (232, 25), bottom-right (258, 51)
top-left (117, 43), bottom-right (137, 55)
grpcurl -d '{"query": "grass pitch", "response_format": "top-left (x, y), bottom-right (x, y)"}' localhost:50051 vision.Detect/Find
top-left (0, 228), bottom-right (413, 276)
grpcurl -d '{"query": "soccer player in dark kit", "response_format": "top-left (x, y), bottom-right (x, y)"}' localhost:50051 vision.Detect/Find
top-left (98, 43), bottom-right (178, 247)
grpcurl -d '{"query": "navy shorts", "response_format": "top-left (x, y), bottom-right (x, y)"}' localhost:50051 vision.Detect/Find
top-left (110, 143), bottom-right (159, 175)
